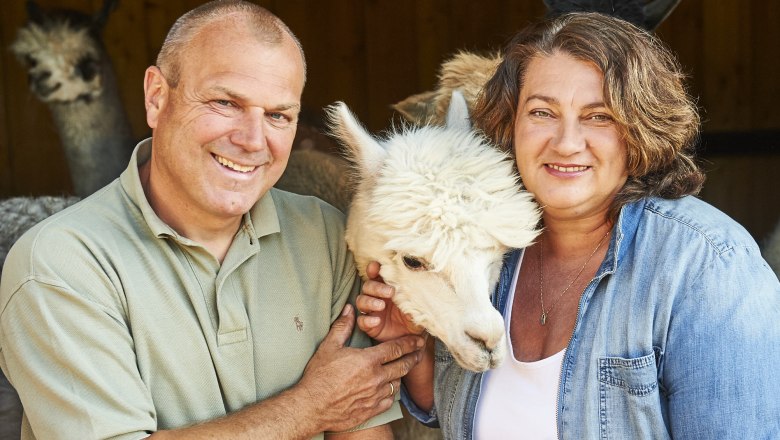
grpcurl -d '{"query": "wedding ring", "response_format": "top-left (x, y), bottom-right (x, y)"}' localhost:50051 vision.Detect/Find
top-left (388, 382), bottom-right (395, 398)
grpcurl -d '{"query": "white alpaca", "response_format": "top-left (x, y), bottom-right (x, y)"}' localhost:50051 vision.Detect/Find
top-left (328, 91), bottom-right (541, 372)
top-left (11, 0), bottom-right (132, 197)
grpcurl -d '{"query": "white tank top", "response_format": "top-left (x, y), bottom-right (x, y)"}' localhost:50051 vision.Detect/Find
top-left (474, 250), bottom-right (565, 439)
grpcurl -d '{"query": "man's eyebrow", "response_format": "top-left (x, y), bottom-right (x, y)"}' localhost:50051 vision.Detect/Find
top-left (210, 86), bottom-right (300, 112)
top-left (211, 86), bottom-right (246, 101)
top-left (273, 103), bottom-right (301, 112)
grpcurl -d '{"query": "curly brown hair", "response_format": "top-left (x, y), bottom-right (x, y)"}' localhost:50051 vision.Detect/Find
top-left (473, 12), bottom-right (704, 220)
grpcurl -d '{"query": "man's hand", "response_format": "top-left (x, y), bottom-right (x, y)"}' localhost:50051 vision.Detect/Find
top-left (356, 261), bottom-right (425, 342)
top-left (297, 303), bottom-right (424, 433)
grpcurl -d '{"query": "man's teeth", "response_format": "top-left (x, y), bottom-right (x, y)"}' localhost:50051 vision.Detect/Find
top-left (216, 155), bottom-right (255, 173)
top-left (548, 164), bottom-right (588, 172)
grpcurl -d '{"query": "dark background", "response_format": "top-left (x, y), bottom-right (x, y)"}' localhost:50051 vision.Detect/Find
top-left (0, 0), bottom-right (778, 240)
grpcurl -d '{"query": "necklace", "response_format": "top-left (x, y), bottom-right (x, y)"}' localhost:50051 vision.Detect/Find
top-left (538, 229), bottom-right (611, 326)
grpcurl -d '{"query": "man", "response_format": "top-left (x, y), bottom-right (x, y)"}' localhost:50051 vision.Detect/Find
top-left (0, 1), bottom-right (422, 438)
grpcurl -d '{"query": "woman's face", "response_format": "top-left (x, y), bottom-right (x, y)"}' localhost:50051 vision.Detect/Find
top-left (513, 51), bottom-right (628, 221)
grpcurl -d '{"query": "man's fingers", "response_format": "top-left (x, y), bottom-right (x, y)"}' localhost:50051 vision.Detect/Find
top-left (366, 261), bottom-right (381, 280)
top-left (321, 304), bottom-right (356, 350)
top-left (381, 352), bottom-right (422, 383)
top-left (370, 335), bottom-right (425, 365)
top-left (361, 280), bottom-right (395, 300)
top-left (356, 293), bottom-right (387, 314)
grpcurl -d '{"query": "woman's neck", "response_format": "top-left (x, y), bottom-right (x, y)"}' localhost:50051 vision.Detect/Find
top-left (540, 213), bottom-right (612, 260)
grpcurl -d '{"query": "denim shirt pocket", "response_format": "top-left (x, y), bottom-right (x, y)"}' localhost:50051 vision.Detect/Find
top-left (598, 351), bottom-right (669, 439)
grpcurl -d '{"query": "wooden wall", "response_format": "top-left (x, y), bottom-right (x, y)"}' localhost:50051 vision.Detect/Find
top-left (0, 0), bottom-right (778, 241)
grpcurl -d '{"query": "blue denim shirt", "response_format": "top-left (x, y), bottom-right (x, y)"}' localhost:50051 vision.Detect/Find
top-left (403, 196), bottom-right (780, 439)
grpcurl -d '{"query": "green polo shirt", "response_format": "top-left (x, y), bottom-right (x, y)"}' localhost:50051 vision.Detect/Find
top-left (0, 139), bottom-right (400, 439)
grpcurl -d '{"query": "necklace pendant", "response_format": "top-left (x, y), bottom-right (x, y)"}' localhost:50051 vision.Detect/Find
top-left (540, 312), bottom-right (547, 325)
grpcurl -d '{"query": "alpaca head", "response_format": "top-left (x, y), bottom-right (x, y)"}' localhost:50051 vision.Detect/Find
top-left (10, 0), bottom-right (117, 103)
top-left (328, 91), bottom-right (541, 372)
top-left (392, 51), bottom-right (502, 126)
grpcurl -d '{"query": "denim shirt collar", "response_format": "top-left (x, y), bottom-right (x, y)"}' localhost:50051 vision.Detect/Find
top-left (494, 198), bottom-right (647, 314)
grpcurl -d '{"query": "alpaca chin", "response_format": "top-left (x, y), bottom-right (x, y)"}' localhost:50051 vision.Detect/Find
top-left (440, 312), bottom-right (506, 372)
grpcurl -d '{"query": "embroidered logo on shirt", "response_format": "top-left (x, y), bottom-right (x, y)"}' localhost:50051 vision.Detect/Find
top-left (294, 316), bottom-right (304, 332)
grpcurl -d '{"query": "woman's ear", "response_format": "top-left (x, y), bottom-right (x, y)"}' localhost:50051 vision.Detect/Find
top-left (143, 66), bottom-right (169, 129)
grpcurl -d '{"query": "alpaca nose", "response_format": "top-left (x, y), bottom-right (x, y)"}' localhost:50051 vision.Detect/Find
top-left (465, 326), bottom-right (503, 352)
top-left (31, 73), bottom-right (61, 98)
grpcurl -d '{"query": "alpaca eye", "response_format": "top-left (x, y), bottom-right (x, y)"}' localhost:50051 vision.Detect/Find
top-left (402, 255), bottom-right (428, 271)
top-left (76, 56), bottom-right (98, 81)
top-left (24, 55), bottom-right (37, 68)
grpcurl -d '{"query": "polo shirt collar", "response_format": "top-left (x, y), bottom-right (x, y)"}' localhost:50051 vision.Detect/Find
top-left (120, 138), bottom-right (281, 241)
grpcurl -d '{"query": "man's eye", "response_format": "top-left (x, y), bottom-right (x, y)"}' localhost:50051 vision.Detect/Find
top-left (214, 100), bottom-right (233, 107)
top-left (269, 112), bottom-right (287, 121)
top-left (530, 110), bottom-right (552, 118)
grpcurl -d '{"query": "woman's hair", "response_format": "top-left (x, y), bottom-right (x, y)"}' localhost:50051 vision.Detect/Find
top-left (474, 12), bottom-right (704, 220)
top-left (156, 0), bottom-right (306, 87)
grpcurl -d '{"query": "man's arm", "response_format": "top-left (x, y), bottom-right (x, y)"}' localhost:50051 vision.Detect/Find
top-left (149, 305), bottom-right (422, 439)
top-left (325, 424), bottom-right (393, 439)
top-left (356, 262), bottom-right (435, 412)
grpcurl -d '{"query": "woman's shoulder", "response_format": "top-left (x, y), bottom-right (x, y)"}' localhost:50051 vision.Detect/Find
top-left (639, 196), bottom-right (758, 253)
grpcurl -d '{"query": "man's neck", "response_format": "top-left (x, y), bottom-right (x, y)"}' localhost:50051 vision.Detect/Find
top-left (138, 161), bottom-right (241, 263)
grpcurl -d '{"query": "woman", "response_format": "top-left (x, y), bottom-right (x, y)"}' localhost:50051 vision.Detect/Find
top-left (357, 12), bottom-right (780, 439)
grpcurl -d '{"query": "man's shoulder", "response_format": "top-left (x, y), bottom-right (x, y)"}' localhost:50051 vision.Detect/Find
top-left (269, 187), bottom-right (347, 226)
top-left (1, 184), bottom-right (136, 288)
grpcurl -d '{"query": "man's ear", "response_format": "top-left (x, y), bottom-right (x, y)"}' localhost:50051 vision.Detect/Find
top-left (144, 66), bottom-right (169, 129)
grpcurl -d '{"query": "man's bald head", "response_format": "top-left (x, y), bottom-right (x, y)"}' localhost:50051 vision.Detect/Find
top-left (156, 0), bottom-right (306, 87)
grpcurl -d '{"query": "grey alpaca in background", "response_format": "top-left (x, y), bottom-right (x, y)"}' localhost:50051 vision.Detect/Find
top-left (11, 0), bottom-right (132, 197)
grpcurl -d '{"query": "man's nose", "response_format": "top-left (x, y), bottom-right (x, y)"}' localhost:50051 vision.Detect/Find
top-left (232, 110), bottom-right (267, 151)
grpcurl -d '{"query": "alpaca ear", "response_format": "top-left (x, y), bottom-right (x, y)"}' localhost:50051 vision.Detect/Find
top-left (445, 90), bottom-right (471, 131)
top-left (325, 102), bottom-right (386, 176)
top-left (392, 90), bottom-right (437, 125)
top-left (26, 0), bottom-right (45, 24)
top-left (480, 198), bottom-right (542, 250)
top-left (93, 0), bottom-right (120, 31)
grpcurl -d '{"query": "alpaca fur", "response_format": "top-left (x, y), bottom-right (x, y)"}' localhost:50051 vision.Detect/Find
top-left (0, 196), bottom-right (81, 270)
top-left (392, 51), bottom-right (501, 126)
top-left (763, 219), bottom-right (780, 278)
top-left (11, 0), bottom-right (132, 197)
top-left (328, 91), bottom-right (540, 372)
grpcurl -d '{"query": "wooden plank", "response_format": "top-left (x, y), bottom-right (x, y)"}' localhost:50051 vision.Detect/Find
top-left (656, 0), bottom-right (705, 114)
top-left (750, 0), bottom-right (780, 130)
top-left (701, 0), bottom-right (752, 131)
top-left (364, 0), bottom-right (423, 130)
top-left (700, 153), bottom-right (780, 242)
top-left (101, 0), bottom-right (149, 142)
top-left (0, 2), bottom-right (13, 196)
top-left (412, 0), bottom-right (451, 94)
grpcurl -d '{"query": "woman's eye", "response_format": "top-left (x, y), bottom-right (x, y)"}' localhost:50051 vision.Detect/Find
top-left (530, 110), bottom-right (552, 118)
top-left (402, 255), bottom-right (428, 271)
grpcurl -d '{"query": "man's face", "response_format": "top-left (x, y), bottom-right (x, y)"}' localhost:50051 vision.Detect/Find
top-left (144, 21), bottom-right (305, 228)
